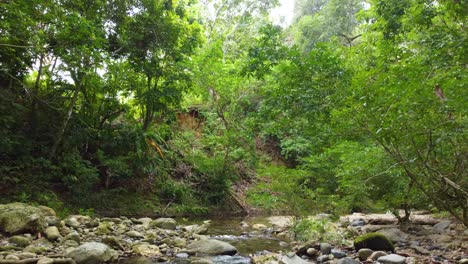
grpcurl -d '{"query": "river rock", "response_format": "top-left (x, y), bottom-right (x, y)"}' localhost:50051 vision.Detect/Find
top-left (16, 252), bottom-right (36, 259)
top-left (184, 224), bottom-right (209, 234)
top-left (138, 218), bottom-right (152, 229)
top-left (8, 235), bottom-right (32, 247)
top-left (150, 218), bottom-right (177, 230)
top-left (62, 231), bottom-right (80, 243)
top-left (37, 206), bottom-right (56, 217)
top-left (320, 243), bottom-right (332, 254)
top-left (357, 248), bottom-right (373, 261)
top-left (378, 228), bottom-right (409, 243)
top-left (317, 254), bottom-right (330, 262)
top-left (459, 259), bottom-right (468, 264)
top-left (306, 248), bottom-right (318, 256)
top-left (45, 226), bottom-right (61, 241)
top-left (126, 230), bottom-right (144, 238)
top-left (186, 239), bottom-right (237, 255)
top-left (350, 218), bottom-right (366, 227)
top-left (102, 236), bottom-right (125, 250)
top-left (337, 257), bottom-right (361, 264)
top-left (369, 251), bottom-right (387, 260)
top-left (331, 249), bottom-right (346, 258)
top-left (37, 258), bottom-right (55, 264)
top-left (5, 255), bottom-right (20, 261)
top-left (67, 242), bottom-right (115, 264)
top-left (64, 217), bottom-right (80, 229)
top-left (281, 253), bottom-right (309, 264)
top-left (433, 220), bottom-right (451, 233)
top-left (0, 203), bottom-right (47, 234)
top-left (377, 254), bottom-right (406, 264)
top-left (132, 243), bottom-right (161, 256)
top-left (252, 224), bottom-right (268, 230)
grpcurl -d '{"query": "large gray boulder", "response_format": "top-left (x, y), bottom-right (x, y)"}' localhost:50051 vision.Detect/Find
top-left (150, 218), bottom-right (177, 230)
top-left (67, 242), bottom-right (115, 264)
top-left (0, 203), bottom-right (47, 234)
top-left (186, 239), bottom-right (237, 256)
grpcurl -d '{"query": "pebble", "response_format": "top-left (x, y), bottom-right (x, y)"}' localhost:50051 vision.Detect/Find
top-left (377, 254), bottom-right (406, 264)
top-left (357, 248), bottom-right (373, 261)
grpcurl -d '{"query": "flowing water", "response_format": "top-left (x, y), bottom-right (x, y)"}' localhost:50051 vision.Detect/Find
top-left (119, 217), bottom-right (291, 264)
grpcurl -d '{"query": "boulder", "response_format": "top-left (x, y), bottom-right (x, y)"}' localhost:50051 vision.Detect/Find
top-left (102, 236), bottom-right (125, 250)
top-left (331, 249), bottom-right (346, 258)
top-left (186, 239), bottom-right (237, 255)
top-left (150, 218), bottom-right (177, 230)
top-left (377, 254), bottom-right (406, 264)
top-left (0, 203), bottom-right (47, 234)
top-left (62, 231), bottom-right (80, 243)
top-left (44, 226), bottom-right (61, 241)
top-left (353, 232), bottom-right (394, 251)
top-left (8, 236), bottom-right (31, 247)
top-left (67, 242), bottom-right (115, 264)
top-left (37, 206), bottom-right (56, 217)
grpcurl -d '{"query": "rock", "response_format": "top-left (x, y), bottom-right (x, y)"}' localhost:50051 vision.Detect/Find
top-left (67, 242), bottom-right (115, 264)
top-left (150, 218), bottom-right (177, 230)
top-left (176, 253), bottom-right (189, 258)
top-left (410, 245), bottom-right (430, 255)
top-left (85, 219), bottom-right (99, 228)
top-left (126, 230), bottom-right (144, 238)
top-left (406, 257), bottom-right (416, 264)
top-left (317, 255), bottom-right (330, 262)
top-left (5, 255), bottom-right (20, 261)
top-left (38, 206), bottom-right (56, 217)
top-left (163, 237), bottom-right (186, 248)
top-left (45, 226), bottom-right (61, 241)
top-left (62, 231), bottom-right (80, 243)
top-left (102, 236), bottom-right (125, 250)
top-left (433, 220), bottom-right (451, 233)
top-left (138, 217), bottom-right (152, 228)
top-left (0, 203), bottom-right (47, 234)
top-left (17, 252), bottom-right (36, 259)
top-left (132, 243), bottom-right (161, 256)
top-left (96, 221), bottom-right (113, 235)
top-left (353, 232), bottom-right (394, 251)
top-left (8, 235), bottom-right (31, 247)
top-left (23, 245), bottom-right (49, 254)
top-left (37, 258), bottom-right (55, 264)
top-left (253, 224), bottom-right (268, 230)
top-left (184, 224), bottom-right (209, 234)
top-left (357, 248), bottom-right (373, 261)
top-left (350, 218), bottom-right (366, 227)
top-left (331, 249), bottom-right (346, 259)
top-left (186, 239), bottom-right (237, 256)
top-left (369, 251), bottom-right (387, 260)
top-left (459, 259), bottom-right (468, 264)
top-left (45, 216), bottom-right (59, 227)
top-left (429, 234), bottom-right (453, 244)
top-left (281, 253), bottom-right (309, 264)
top-left (378, 228), bottom-right (409, 244)
top-left (377, 254), bottom-right (406, 264)
top-left (320, 243), bottom-right (332, 254)
top-left (306, 248), bottom-right (318, 256)
top-left (337, 257), bottom-right (361, 264)
top-left (62, 240), bottom-right (79, 247)
top-left (64, 217), bottom-right (80, 229)
top-left (240, 221), bottom-right (249, 228)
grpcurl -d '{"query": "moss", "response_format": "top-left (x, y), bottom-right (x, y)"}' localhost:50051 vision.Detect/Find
top-left (353, 232), bottom-right (394, 252)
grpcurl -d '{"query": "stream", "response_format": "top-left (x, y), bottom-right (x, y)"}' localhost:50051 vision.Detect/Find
top-left (119, 217), bottom-right (291, 264)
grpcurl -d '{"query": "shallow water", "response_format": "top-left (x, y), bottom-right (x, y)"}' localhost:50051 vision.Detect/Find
top-left (119, 217), bottom-right (290, 264)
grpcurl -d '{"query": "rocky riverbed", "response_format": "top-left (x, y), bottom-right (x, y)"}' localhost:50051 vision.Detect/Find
top-left (0, 203), bottom-right (467, 264)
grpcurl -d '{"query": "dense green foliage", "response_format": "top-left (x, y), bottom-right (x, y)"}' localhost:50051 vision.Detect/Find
top-left (0, 0), bottom-right (466, 224)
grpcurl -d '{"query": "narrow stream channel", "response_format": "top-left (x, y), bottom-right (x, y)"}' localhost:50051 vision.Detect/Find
top-left (120, 217), bottom-right (291, 264)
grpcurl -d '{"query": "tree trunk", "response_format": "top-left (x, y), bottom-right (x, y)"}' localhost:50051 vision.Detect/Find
top-left (49, 82), bottom-right (81, 159)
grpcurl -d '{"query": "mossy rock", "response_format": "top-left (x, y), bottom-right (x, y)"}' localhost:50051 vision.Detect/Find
top-left (353, 232), bottom-right (394, 252)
